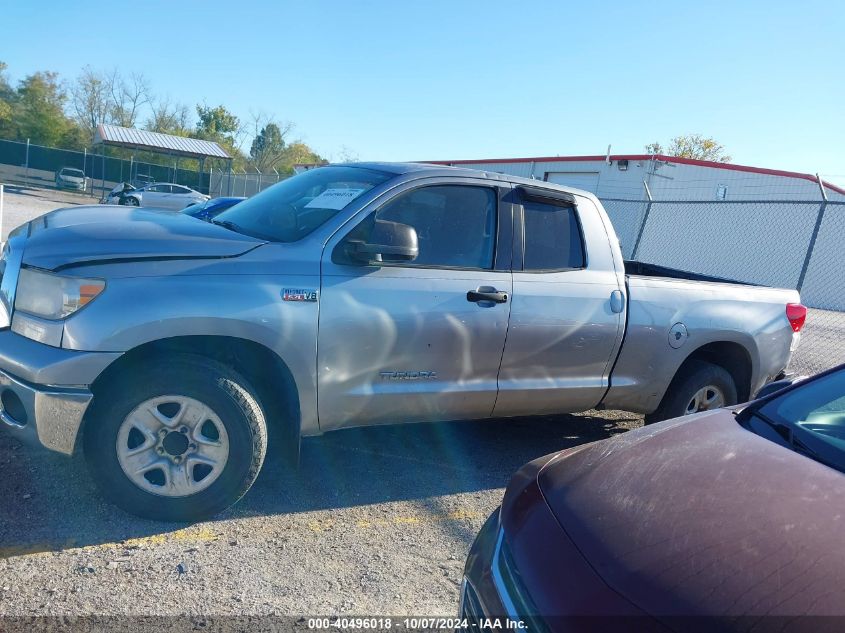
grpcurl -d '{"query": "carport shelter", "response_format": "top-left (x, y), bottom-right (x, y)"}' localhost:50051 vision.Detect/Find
top-left (92, 124), bottom-right (232, 194)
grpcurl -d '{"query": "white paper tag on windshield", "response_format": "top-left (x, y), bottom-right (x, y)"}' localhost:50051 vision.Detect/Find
top-left (304, 188), bottom-right (365, 210)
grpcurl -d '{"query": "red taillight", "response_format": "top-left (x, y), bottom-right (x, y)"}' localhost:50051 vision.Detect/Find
top-left (786, 303), bottom-right (807, 333)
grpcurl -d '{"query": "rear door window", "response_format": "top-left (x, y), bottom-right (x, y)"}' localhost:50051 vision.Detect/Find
top-left (522, 199), bottom-right (585, 271)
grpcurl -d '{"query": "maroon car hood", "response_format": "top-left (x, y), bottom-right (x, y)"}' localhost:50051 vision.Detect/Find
top-left (538, 412), bottom-right (845, 617)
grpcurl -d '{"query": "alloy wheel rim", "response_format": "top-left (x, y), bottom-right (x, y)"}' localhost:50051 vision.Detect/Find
top-left (116, 395), bottom-right (229, 497)
top-left (685, 385), bottom-right (726, 414)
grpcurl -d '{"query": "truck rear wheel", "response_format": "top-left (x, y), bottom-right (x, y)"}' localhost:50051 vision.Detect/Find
top-left (84, 355), bottom-right (267, 522)
top-left (644, 360), bottom-right (737, 425)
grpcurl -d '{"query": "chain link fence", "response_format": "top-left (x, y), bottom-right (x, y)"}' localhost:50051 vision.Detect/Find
top-left (601, 195), bottom-right (845, 376)
top-left (208, 169), bottom-right (288, 198)
top-left (0, 138), bottom-right (219, 197)
top-left (0, 137), bottom-right (293, 199)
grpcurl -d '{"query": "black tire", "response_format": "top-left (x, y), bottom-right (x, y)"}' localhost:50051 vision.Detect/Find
top-left (84, 355), bottom-right (267, 522)
top-left (121, 197), bottom-right (139, 206)
top-left (644, 360), bottom-right (738, 425)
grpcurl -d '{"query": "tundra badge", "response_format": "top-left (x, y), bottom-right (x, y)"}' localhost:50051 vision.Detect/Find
top-left (379, 371), bottom-right (437, 380)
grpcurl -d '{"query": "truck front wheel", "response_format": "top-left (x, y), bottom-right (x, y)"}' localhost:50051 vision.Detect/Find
top-left (84, 355), bottom-right (267, 522)
top-left (644, 360), bottom-right (737, 425)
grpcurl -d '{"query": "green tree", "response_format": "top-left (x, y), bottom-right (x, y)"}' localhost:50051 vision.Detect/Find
top-left (194, 104), bottom-right (243, 165)
top-left (277, 141), bottom-right (326, 174)
top-left (249, 122), bottom-right (289, 172)
top-left (15, 71), bottom-right (81, 147)
top-left (646, 134), bottom-right (731, 162)
top-left (0, 62), bottom-right (14, 138)
top-left (195, 104), bottom-right (240, 145)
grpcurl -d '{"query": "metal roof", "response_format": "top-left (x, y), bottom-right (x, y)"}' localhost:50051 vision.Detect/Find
top-left (93, 124), bottom-right (230, 160)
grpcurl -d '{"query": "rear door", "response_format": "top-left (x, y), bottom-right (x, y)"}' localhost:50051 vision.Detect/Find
top-left (493, 187), bottom-right (625, 415)
top-left (317, 178), bottom-right (514, 431)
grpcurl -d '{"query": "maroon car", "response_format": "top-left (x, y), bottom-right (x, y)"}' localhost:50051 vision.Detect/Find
top-left (462, 364), bottom-right (845, 632)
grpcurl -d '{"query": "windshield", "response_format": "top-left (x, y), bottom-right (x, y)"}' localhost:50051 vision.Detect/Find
top-left (213, 165), bottom-right (393, 242)
top-left (61, 168), bottom-right (84, 177)
top-left (750, 368), bottom-right (845, 471)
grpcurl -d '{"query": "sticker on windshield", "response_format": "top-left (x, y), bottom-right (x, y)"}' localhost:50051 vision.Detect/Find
top-left (304, 188), bottom-right (366, 210)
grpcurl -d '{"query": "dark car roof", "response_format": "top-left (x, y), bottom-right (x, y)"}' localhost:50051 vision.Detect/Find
top-left (537, 411), bottom-right (845, 616)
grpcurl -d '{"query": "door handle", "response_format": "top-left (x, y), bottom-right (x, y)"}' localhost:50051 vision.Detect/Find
top-left (467, 287), bottom-right (508, 304)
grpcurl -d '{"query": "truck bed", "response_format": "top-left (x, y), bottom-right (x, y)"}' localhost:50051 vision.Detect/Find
top-left (624, 260), bottom-right (755, 287)
top-left (601, 263), bottom-right (800, 415)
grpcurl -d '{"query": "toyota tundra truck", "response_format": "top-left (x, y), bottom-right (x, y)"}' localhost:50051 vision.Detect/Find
top-left (0, 163), bottom-right (805, 520)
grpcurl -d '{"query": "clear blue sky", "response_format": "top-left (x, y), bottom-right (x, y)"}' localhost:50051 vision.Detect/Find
top-left (3, 0), bottom-right (844, 183)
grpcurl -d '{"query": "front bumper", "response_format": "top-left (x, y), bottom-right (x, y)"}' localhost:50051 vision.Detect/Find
top-left (57, 180), bottom-right (85, 190)
top-left (0, 330), bottom-right (120, 455)
top-left (0, 367), bottom-right (92, 454)
top-left (461, 510), bottom-right (508, 621)
top-left (462, 454), bottom-right (654, 630)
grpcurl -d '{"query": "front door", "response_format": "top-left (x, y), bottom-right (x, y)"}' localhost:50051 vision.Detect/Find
top-left (143, 184), bottom-right (170, 208)
top-left (317, 179), bottom-right (514, 431)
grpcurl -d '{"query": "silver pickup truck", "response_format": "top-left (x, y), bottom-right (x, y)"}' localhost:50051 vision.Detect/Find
top-left (0, 163), bottom-right (805, 520)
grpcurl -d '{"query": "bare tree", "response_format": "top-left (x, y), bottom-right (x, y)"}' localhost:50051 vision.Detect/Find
top-left (145, 96), bottom-right (191, 134)
top-left (71, 67), bottom-right (152, 139)
top-left (336, 145), bottom-right (360, 163)
top-left (110, 70), bottom-right (150, 128)
top-left (70, 66), bottom-right (113, 142)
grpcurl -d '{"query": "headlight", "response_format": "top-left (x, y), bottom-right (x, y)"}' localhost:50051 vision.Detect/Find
top-left (14, 269), bottom-right (105, 320)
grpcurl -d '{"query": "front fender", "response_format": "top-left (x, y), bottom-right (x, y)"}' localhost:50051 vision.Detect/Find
top-left (61, 273), bottom-right (320, 433)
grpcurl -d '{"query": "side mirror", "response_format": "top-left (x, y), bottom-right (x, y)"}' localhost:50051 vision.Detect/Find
top-left (353, 219), bottom-right (418, 263)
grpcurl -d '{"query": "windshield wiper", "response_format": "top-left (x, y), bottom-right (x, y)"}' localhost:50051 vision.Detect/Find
top-left (751, 410), bottom-right (845, 471)
top-left (211, 218), bottom-right (275, 242)
top-left (211, 218), bottom-right (243, 233)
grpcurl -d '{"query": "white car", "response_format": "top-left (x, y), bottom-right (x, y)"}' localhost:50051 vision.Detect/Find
top-left (55, 167), bottom-right (87, 191)
top-left (118, 183), bottom-right (208, 210)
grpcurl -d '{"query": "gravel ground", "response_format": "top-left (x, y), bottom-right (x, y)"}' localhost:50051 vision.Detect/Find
top-left (790, 307), bottom-right (845, 376)
top-left (0, 410), bottom-right (641, 618)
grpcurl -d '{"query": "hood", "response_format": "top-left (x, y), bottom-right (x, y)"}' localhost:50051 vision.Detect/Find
top-left (18, 205), bottom-right (265, 271)
top-left (537, 412), bottom-right (845, 618)
top-left (108, 183), bottom-right (135, 195)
